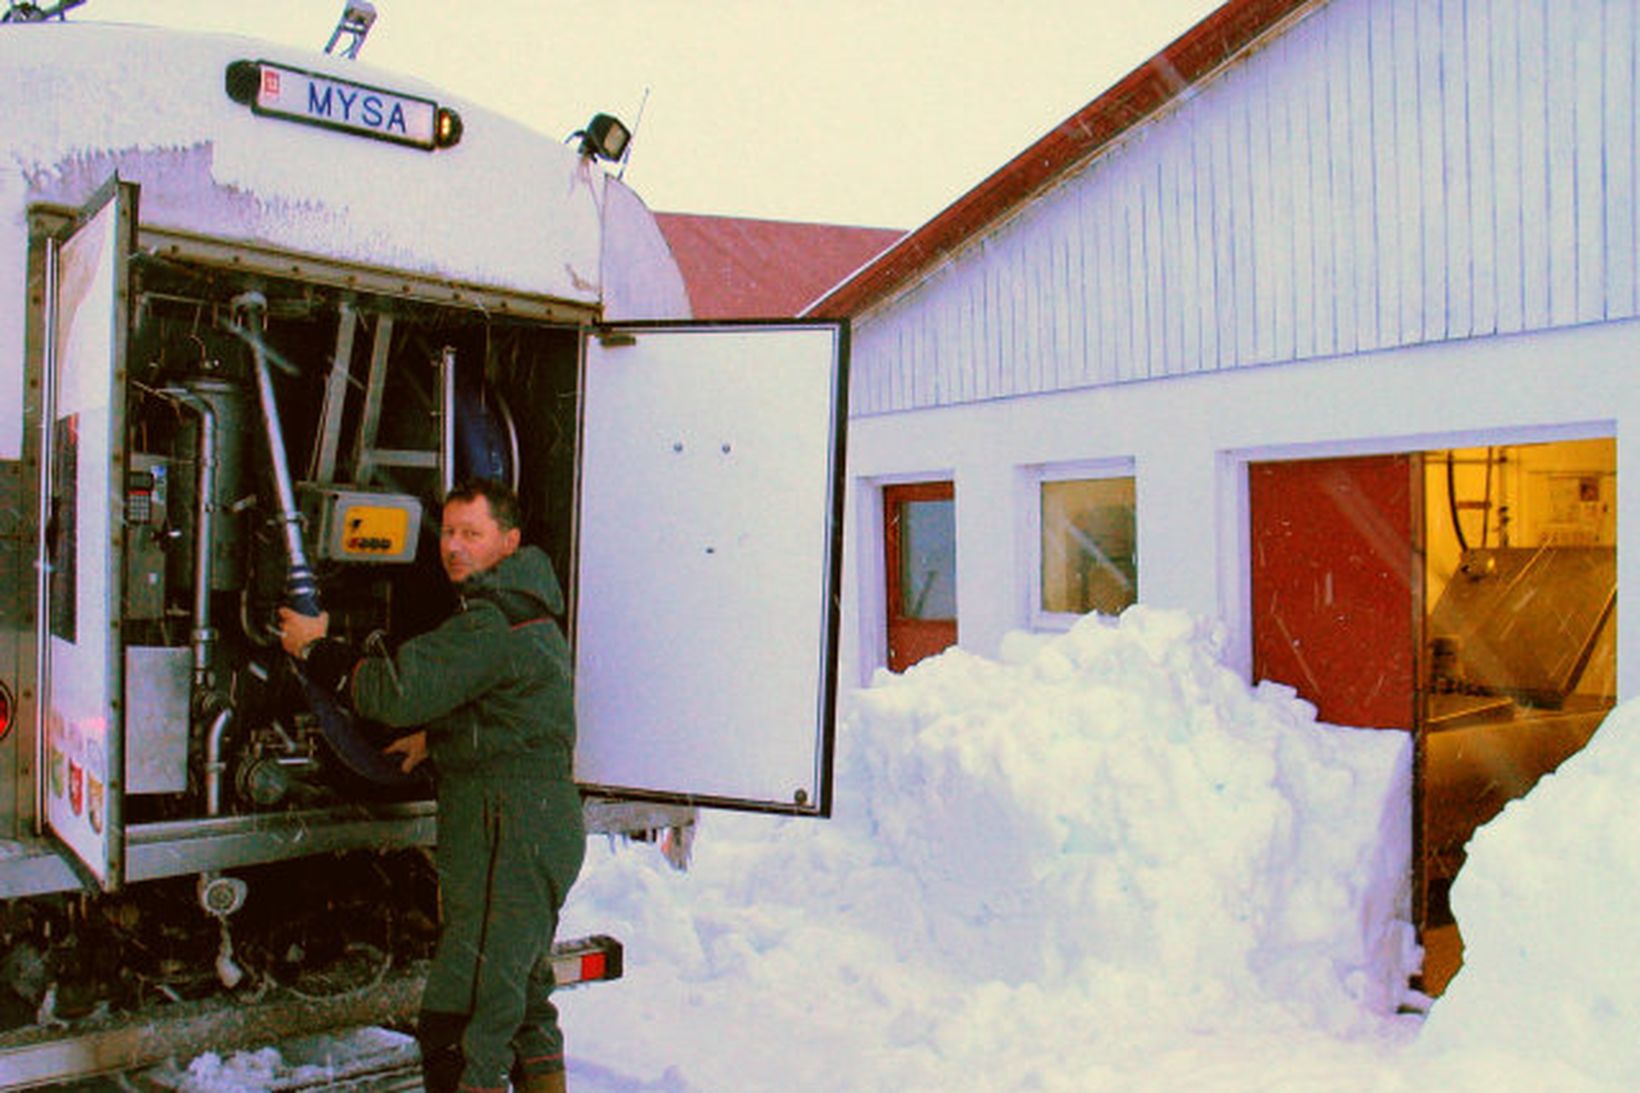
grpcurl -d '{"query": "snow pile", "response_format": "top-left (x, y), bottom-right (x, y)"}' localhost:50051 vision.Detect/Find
top-left (853, 609), bottom-right (1416, 1025)
top-left (1416, 700), bottom-right (1640, 1087)
top-left (175, 1047), bottom-right (290, 1092)
top-left (176, 605), bottom-right (1640, 1089)
top-left (155, 1026), bottom-right (417, 1091)
top-left (559, 607), bottom-right (1419, 1088)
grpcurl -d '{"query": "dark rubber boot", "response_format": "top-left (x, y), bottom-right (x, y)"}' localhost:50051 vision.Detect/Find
top-left (416, 1009), bottom-right (469, 1093)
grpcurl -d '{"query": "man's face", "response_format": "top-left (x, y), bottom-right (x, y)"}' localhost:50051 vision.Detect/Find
top-left (440, 495), bottom-right (521, 584)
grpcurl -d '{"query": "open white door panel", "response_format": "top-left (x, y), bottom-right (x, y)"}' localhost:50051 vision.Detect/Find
top-left (574, 322), bottom-right (846, 815)
top-left (40, 177), bottom-right (136, 890)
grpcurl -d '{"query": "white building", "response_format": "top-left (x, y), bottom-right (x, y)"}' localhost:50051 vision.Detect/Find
top-left (810, 0), bottom-right (1637, 983)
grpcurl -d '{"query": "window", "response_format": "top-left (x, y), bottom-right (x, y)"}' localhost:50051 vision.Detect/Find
top-left (883, 481), bottom-right (957, 671)
top-left (1036, 468), bottom-right (1137, 621)
top-left (896, 493), bottom-right (957, 620)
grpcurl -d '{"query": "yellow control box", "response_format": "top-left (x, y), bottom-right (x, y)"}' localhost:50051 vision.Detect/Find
top-left (298, 486), bottom-right (423, 564)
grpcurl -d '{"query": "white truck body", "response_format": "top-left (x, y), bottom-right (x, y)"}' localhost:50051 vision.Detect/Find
top-left (0, 20), bottom-right (846, 897)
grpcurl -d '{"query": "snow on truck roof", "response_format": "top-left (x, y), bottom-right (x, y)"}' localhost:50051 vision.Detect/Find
top-left (0, 20), bottom-right (685, 312)
top-left (0, 19), bottom-right (687, 459)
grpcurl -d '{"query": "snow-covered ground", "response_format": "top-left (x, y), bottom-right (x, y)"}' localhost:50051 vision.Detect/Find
top-left (181, 607), bottom-right (1640, 1090)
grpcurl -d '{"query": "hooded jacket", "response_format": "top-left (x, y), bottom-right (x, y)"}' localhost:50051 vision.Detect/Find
top-left (345, 545), bottom-right (576, 783)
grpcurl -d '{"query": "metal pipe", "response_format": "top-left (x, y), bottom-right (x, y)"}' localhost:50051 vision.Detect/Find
top-left (159, 387), bottom-right (218, 687)
top-left (231, 292), bottom-right (321, 615)
top-left (228, 298), bottom-right (416, 787)
top-left (203, 705), bottom-right (234, 817)
top-left (439, 345), bottom-right (457, 497)
top-left (158, 387), bottom-right (231, 814)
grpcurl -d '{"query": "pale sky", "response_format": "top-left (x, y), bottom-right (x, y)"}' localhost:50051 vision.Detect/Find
top-left (79, 0), bottom-right (1223, 229)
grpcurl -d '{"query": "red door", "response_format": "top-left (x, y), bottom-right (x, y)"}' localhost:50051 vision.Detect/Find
top-left (1249, 455), bottom-right (1421, 730)
top-left (884, 481), bottom-right (957, 672)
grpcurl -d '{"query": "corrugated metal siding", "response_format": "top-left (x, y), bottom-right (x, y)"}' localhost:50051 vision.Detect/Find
top-left (851, 0), bottom-right (1640, 415)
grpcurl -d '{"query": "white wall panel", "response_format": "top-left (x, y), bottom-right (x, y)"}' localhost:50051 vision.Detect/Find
top-left (1606, 0), bottom-right (1638, 318)
top-left (851, 0), bottom-right (1640, 416)
top-left (841, 314), bottom-right (1640, 695)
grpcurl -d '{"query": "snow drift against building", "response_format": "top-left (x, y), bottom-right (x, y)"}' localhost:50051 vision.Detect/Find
top-left (180, 605), bottom-right (1640, 1089)
top-left (558, 607), bottom-right (1421, 1088)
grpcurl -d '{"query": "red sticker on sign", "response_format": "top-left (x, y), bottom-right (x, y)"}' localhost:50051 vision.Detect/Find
top-left (262, 68), bottom-right (280, 97)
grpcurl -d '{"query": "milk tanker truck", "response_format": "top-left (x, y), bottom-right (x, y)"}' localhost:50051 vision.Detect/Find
top-left (0, 8), bottom-right (845, 1084)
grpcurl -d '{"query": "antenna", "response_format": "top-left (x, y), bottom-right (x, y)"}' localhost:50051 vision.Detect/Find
top-left (617, 86), bottom-right (651, 181)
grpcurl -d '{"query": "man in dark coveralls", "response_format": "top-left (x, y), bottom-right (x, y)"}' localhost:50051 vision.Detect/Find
top-left (280, 478), bottom-right (584, 1093)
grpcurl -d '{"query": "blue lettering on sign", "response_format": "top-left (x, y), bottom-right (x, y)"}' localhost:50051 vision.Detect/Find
top-left (255, 63), bottom-right (440, 147)
top-left (305, 80), bottom-right (409, 134)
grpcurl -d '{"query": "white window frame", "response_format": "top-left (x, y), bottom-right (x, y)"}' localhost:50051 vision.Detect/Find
top-left (1023, 457), bottom-right (1138, 631)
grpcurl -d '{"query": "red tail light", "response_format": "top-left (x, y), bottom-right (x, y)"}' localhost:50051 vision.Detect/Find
top-left (0, 682), bottom-right (13, 742)
top-left (550, 934), bottom-right (623, 987)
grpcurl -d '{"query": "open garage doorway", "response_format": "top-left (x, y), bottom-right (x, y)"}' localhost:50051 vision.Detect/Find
top-left (1250, 437), bottom-right (1617, 997)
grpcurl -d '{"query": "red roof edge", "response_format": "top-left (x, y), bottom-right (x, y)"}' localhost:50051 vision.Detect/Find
top-left (805, 0), bottom-right (1321, 320)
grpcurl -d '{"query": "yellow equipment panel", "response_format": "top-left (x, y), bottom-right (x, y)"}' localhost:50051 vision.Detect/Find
top-left (300, 486), bottom-right (423, 564)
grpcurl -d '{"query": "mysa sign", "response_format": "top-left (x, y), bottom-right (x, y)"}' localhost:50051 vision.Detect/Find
top-left (225, 60), bottom-right (462, 151)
